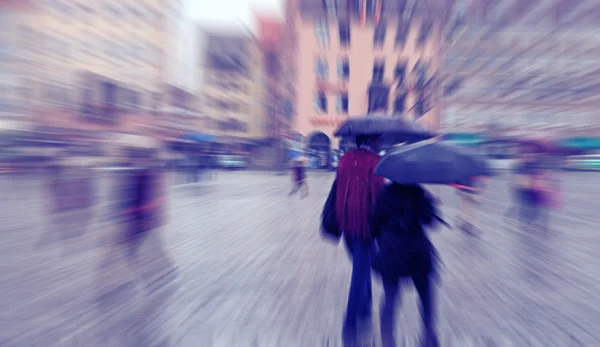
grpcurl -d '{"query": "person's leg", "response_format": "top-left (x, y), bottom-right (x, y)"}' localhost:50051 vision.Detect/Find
top-left (413, 273), bottom-right (438, 347)
top-left (288, 181), bottom-right (300, 195)
top-left (345, 239), bottom-right (372, 327)
top-left (380, 278), bottom-right (400, 347)
top-left (300, 181), bottom-right (309, 198)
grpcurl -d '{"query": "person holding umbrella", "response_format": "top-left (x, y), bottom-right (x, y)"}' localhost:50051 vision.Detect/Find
top-left (372, 139), bottom-right (489, 347)
top-left (326, 116), bottom-right (434, 338)
top-left (335, 135), bottom-right (386, 334)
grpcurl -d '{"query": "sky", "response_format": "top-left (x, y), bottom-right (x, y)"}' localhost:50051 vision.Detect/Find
top-left (189, 0), bottom-right (283, 31)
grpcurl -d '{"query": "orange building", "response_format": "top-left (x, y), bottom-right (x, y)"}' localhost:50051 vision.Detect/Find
top-left (282, 0), bottom-right (448, 156)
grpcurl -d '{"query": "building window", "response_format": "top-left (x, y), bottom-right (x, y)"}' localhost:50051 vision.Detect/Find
top-left (314, 92), bottom-right (327, 113)
top-left (373, 59), bottom-right (385, 83)
top-left (374, 21), bottom-right (386, 48)
top-left (337, 92), bottom-right (349, 114)
top-left (395, 22), bottom-right (409, 48)
top-left (394, 62), bottom-right (405, 84)
top-left (393, 92), bottom-right (406, 113)
top-left (323, 0), bottom-right (337, 18)
top-left (316, 57), bottom-right (328, 81)
top-left (338, 57), bottom-right (350, 81)
top-left (316, 19), bottom-right (329, 47)
top-left (417, 19), bottom-right (432, 47)
top-left (339, 21), bottom-right (350, 47)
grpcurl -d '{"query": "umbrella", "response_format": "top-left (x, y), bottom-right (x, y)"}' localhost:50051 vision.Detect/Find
top-left (375, 139), bottom-right (491, 185)
top-left (333, 115), bottom-right (434, 143)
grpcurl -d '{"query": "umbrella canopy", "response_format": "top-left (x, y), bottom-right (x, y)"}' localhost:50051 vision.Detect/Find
top-left (333, 115), bottom-right (434, 143)
top-left (375, 140), bottom-right (491, 185)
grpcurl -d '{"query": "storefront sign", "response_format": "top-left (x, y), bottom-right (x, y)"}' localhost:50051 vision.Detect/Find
top-left (309, 117), bottom-right (345, 128)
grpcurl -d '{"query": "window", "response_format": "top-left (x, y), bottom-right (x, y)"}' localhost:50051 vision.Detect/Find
top-left (339, 21), bottom-right (350, 47)
top-left (393, 93), bottom-right (406, 113)
top-left (374, 21), bottom-right (386, 48)
top-left (316, 19), bottom-right (329, 47)
top-left (337, 92), bottom-right (349, 113)
top-left (315, 57), bottom-right (328, 81)
top-left (418, 19), bottom-right (432, 47)
top-left (338, 57), bottom-right (350, 81)
top-left (314, 92), bottom-right (327, 113)
top-left (373, 59), bottom-right (385, 82)
top-left (395, 21), bottom-right (409, 48)
top-left (323, 0), bottom-right (337, 18)
top-left (394, 62), bottom-right (406, 84)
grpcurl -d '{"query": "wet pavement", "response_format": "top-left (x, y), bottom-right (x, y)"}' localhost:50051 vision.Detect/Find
top-left (1, 170), bottom-right (600, 346)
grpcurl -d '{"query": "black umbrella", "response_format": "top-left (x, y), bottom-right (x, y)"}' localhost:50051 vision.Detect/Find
top-left (375, 140), bottom-right (491, 185)
top-left (333, 115), bottom-right (434, 143)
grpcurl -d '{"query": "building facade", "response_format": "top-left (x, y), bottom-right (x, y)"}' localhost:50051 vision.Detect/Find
top-left (3, 0), bottom-right (182, 139)
top-left (199, 30), bottom-right (265, 143)
top-left (283, 0), bottom-right (446, 156)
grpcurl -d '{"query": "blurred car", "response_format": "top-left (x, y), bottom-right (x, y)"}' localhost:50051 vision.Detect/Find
top-left (564, 154), bottom-right (600, 171)
top-left (218, 155), bottom-right (248, 170)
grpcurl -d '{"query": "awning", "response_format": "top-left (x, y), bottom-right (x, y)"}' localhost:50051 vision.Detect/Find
top-left (558, 137), bottom-right (600, 149)
top-left (441, 133), bottom-right (486, 146)
top-left (181, 133), bottom-right (218, 143)
top-left (0, 120), bottom-right (31, 132)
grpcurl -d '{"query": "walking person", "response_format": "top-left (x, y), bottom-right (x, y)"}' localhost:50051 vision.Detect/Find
top-left (452, 176), bottom-right (485, 235)
top-left (118, 147), bottom-right (167, 262)
top-left (38, 151), bottom-right (96, 254)
top-left (99, 144), bottom-right (176, 296)
top-left (335, 135), bottom-right (386, 335)
top-left (370, 184), bottom-right (441, 347)
top-left (288, 156), bottom-right (309, 198)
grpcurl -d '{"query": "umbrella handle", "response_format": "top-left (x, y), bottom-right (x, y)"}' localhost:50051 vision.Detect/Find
top-left (435, 215), bottom-right (452, 230)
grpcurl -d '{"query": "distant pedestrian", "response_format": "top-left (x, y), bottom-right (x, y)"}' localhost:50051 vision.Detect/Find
top-left (38, 152), bottom-right (96, 254)
top-left (288, 156), bottom-right (309, 198)
top-left (452, 176), bottom-right (485, 235)
top-left (117, 147), bottom-right (167, 263)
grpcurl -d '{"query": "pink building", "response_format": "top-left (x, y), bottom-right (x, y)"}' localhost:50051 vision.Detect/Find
top-left (283, 0), bottom-right (447, 156)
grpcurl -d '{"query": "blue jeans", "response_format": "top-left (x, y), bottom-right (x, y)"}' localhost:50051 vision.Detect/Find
top-left (345, 238), bottom-right (373, 325)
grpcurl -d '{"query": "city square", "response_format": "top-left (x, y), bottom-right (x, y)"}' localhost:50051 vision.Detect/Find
top-left (1, 170), bottom-right (599, 346)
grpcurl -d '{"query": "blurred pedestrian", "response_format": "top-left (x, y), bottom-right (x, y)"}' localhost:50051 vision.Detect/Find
top-left (335, 135), bottom-right (385, 334)
top-left (38, 151), bottom-right (96, 254)
top-left (117, 147), bottom-right (168, 263)
top-left (288, 156), bottom-right (308, 198)
top-left (370, 184), bottom-right (441, 347)
top-left (513, 153), bottom-right (548, 230)
top-left (452, 176), bottom-right (485, 235)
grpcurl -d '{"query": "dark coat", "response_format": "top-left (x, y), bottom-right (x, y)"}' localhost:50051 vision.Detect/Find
top-left (370, 183), bottom-right (440, 280)
top-left (119, 167), bottom-right (164, 233)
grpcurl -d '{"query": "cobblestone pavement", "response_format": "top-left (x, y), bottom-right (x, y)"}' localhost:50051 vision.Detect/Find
top-left (1, 171), bottom-right (600, 346)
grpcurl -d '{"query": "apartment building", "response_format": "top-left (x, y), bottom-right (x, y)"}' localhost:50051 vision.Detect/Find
top-left (283, 0), bottom-right (446, 155)
top-left (199, 30), bottom-right (265, 143)
top-left (7, 0), bottom-right (182, 138)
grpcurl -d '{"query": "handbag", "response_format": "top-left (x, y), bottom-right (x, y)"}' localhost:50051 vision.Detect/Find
top-left (321, 179), bottom-right (341, 242)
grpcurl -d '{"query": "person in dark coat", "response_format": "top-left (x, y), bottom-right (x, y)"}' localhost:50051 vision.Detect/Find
top-left (118, 148), bottom-right (166, 261)
top-left (370, 183), bottom-right (441, 347)
top-left (39, 152), bottom-right (96, 253)
top-left (336, 135), bottom-right (386, 332)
